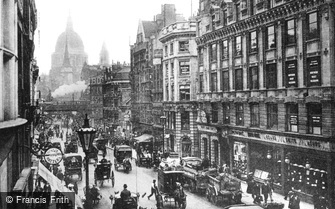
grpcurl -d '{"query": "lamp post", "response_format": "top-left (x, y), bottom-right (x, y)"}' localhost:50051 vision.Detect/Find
top-left (77, 114), bottom-right (96, 208)
top-left (160, 115), bottom-right (167, 156)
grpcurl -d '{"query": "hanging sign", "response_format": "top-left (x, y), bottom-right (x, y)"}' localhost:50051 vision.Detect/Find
top-left (44, 147), bottom-right (63, 165)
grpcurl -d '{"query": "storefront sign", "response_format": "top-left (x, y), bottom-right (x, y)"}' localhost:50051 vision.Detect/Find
top-left (44, 148), bottom-right (63, 165)
top-left (230, 130), bottom-right (335, 152)
top-left (197, 125), bottom-right (217, 133)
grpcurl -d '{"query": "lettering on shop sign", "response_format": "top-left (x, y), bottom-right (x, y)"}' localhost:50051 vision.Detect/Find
top-left (231, 130), bottom-right (335, 152)
top-left (197, 125), bottom-right (217, 133)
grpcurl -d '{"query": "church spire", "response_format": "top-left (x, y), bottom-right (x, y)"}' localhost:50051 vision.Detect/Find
top-left (62, 34), bottom-right (71, 67)
top-left (99, 41), bottom-right (110, 66)
top-left (66, 11), bottom-right (73, 31)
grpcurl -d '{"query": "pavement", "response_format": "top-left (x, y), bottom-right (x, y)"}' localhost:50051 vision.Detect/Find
top-left (239, 180), bottom-right (314, 209)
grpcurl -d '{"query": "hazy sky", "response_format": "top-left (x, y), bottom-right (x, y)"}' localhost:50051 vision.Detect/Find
top-left (34, 0), bottom-right (198, 75)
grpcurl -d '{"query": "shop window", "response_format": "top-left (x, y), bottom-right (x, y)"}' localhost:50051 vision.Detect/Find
top-left (235, 36), bottom-right (242, 56)
top-left (233, 141), bottom-right (247, 179)
top-left (286, 103), bottom-right (298, 132)
top-left (286, 19), bottom-right (296, 45)
top-left (210, 43), bottom-right (217, 62)
top-left (211, 103), bottom-right (218, 123)
top-left (181, 111), bottom-right (190, 130)
top-left (170, 43), bottom-right (174, 55)
top-left (211, 72), bottom-right (217, 92)
top-left (179, 41), bottom-right (189, 52)
top-left (249, 66), bottom-right (259, 90)
top-left (307, 57), bottom-right (321, 87)
top-left (179, 85), bottom-right (190, 101)
top-left (250, 103), bottom-right (260, 127)
top-left (221, 40), bottom-right (229, 60)
top-left (236, 103), bottom-right (244, 126)
top-left (250, 31), bottom-right (258, 53)
top-left (222, 70), bottom-right (229, 92)
top-left (286, 60), bottom-right (298, 87)
top-left (199, 74), bottom-right (204, 93)
top-left (267, 103), bottom-right (278, 129)
top-left (266, 25), bottom-right (276, 49)
top-left (307, 12), bottom-right (319, 40)
top-left (266, 63), bottom-right (277, 89)
top-left (235, 68), bottom-right (243, 90)
top-left (222, 103), bottom-right (230, 124)
top-left (179, 61), bottom-right (190, 75)
top-left (307, 103), bottom-right (322, 135)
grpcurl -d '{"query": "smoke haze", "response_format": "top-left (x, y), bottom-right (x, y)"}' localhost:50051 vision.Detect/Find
top-left (52, 80), bottom-right (87, 98)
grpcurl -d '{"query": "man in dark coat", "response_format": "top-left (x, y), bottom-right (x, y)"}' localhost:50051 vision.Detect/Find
top-left (261, 180), bottom-right (272, 203)
top-left (121, 184), bottom-right (131, 201)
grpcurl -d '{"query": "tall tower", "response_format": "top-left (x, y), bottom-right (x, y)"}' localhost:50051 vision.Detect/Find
top-left (99, 42), bottom-right (110, 66)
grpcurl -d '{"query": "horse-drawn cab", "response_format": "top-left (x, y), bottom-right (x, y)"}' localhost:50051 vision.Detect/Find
top-left (114, 145), bottom-right (132, 173)
top-left (135, 138), bottom-right (153, 168)
top-left (157, 163), bottom-right (186, 209)
top-left (94, 159), bottom-right (113, 187)
top-left (93, 136), bottom-right (108, 156)
top-left (63, 153), bottom-right (82, 182)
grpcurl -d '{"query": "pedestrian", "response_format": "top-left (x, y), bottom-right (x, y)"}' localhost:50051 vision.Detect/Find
top-left (43, 182), bottom-right (52, 207)
top-left (148, 179), bottom-right (158, 200)
top-left (284, 180), bottom-right (293, 200)
top-left (288, 191), bottom-right (300, 209)
top-left (261, 180), bottom-right (272, 203)
top-left (253, 182), bottom-right (262, 204)
top-left (247, 177), bottom-right (256, 199)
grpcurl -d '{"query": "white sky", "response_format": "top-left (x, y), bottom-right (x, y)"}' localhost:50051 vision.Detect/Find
top-left (34, 0), bottom-right (199, 75)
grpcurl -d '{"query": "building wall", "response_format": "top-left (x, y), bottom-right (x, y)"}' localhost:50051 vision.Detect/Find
top-left (196, 0), bottom-right (335, 206)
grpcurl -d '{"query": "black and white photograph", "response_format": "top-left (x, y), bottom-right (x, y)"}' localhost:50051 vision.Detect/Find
top-left (0, 0), bottom-right (333, 209)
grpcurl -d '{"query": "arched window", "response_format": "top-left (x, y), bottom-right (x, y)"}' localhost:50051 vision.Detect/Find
top-left (182, 136), bottom-right (192, 157)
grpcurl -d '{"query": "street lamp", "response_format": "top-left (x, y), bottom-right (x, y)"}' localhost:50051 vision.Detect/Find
top-left (76, 114), bottom-right (96, 208)
top-left (160, 115), bottom-right (167, 156)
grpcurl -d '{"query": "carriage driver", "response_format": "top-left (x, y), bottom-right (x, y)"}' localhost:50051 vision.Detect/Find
top-left (121, 184), bottom-right (131, 201)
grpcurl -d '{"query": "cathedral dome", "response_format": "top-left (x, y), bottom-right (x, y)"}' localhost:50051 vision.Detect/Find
top-left (54, 15), bottom-right (85, 54)
top-left (55, 30), bottom-right (85, 54)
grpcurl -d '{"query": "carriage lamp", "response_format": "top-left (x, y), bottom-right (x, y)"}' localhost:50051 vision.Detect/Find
top-left (77, 114), bottom-right (96, 207)
top-left (160, 115), bottom-right (167, 155)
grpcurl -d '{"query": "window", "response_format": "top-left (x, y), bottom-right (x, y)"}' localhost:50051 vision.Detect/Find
top-left (210, 43), bottom-right (217, 62)
top-left (307, 103), bottom-right (322, 135)
top-left (235, 36), bottom-right (242, 56)
top-left (307, 57), bottom-right (321, 86)
top-left (266, 64), bottom-right (277, 89)
top-left (267, 103), bottom-right (278, 129)
top-left (199, 48), bottom-right (204, 65)
top-left (179, 61), bottom-right (190, 75)
top-left (181, 111), bottom-right (190, 130)
top-left (267, 26), bottom-right (276, 49)
top-left (199, 74), bottom-right (204, 93)
top-left (250, 0), bottom-right (254, 16)
top-left (223, 9), bottom-right (228, 26)
top-left (179, 85), bottom-right (190, 101)
top-left (221, 40), bottom-right (229, 60)
top-left (165, 45), bottom-right (168, 57)
top-left (236, 3), bottom-right (241, 21)
top-left (170, 43), bottom-right (174, 55)
top-left (250, 103), bottom-right (259, 127)
top-left (211, 103), bottom-right (218, 123)
top-left (286, 60), bottom-right (297, 87)
top-left (165, 63), bottom-right (168, 78)
top-left (249, 67), bottom-right (259, 90)
top-left (250, 31), bottom-right (257, 53)
top-left (171, 62), bottom-right (174, 77)
top-left (211, 72), bottom-right (217, 92)
top-left (236, 103), bottom-right (244, 126)
top-left (171, 84), bottom-right (174, 101)
top-left (235, 68), bottom-right (243, 90)
top-left (222, 103), bottom-right (230, 124)
top-left (286, 103), bottom-right (298, 132)
top-left (307, 12), bottom-right (319, 40)
top-left (179, 41), bottom-right (189, 52)
top-left (222, 70), bottom-right (229, 92)
top-left (286, 19), bottom-right (296, 45)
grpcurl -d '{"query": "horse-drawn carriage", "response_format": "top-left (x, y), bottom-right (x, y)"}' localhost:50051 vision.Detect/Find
top-left (94, 137), bottom-right (108, 156)
top-left (157, 166), bottom-right (187, 209)
top-left (114, 145), bottom-right (132, 173)
top-left (63, 153), bottom-right (82, 182)
top-left (64, 138), bottom-right (78, 153)
top-left (94, 161), bottom-right (114, 187)
top-left (135, 136), bottom-right (154, 168)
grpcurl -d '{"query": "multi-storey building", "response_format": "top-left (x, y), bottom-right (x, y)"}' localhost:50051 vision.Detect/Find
top-left (90, 71), bottom-right (104, 128)
top-left (159, 20), bottom-right (198, 156)
top-left (0, 1), bottom-right (38, 208)
top-left (130, 4), bottom-right (185, 146)
top-left (196, 0), bottom-right (334, 206)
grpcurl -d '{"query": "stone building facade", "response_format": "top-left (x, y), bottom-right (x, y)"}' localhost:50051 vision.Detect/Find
top-left (196, 0), bottom-right (335, 206)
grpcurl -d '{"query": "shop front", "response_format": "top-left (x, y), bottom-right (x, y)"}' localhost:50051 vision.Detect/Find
top-left (229, 129), bottom-right (335, 206)
top-left (198, 125), bottom-right (220, 166)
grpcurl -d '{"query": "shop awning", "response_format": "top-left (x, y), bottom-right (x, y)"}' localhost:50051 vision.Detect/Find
top-left (134, 134), bottom-right (153, 143)
top-left (37, 161), bottom-right (83, 209)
